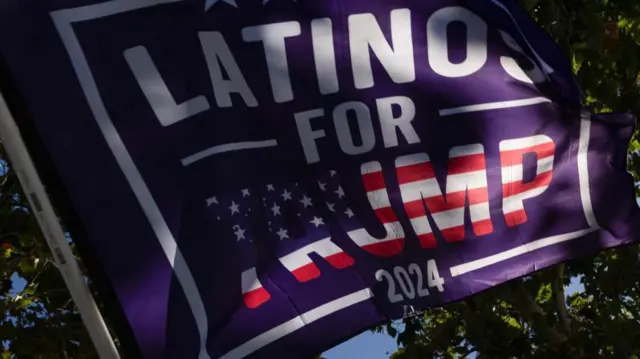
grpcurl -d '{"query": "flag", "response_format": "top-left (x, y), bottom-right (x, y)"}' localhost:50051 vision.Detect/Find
top-left (0, 0), bottom-right (638, 358)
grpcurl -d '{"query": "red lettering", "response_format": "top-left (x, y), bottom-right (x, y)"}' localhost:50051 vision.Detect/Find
top-left (499, 135), bottom-right (555, 226)
top-left (396, 144), bottom-right (493, 246)
top-left (342, 162), bottom-right (406, 257)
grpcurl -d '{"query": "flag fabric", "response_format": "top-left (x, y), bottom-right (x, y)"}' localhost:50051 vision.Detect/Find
top-left (0, 0), bottom-right (639, 358)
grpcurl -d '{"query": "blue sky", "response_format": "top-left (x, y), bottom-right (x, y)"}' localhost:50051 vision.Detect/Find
top-left (324, 329), bottom-right (399, 359)
top-left (324, 277), bottom-right (584, 359)
top-left (9, 275), bottom-right (584, 358)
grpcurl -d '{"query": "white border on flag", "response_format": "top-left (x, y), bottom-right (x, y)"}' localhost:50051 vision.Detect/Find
top-left (50, 1), bottom-right (599, 358)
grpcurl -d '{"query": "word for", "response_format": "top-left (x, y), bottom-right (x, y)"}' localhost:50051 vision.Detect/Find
top-left (294, 96), bottom-right (419, 164)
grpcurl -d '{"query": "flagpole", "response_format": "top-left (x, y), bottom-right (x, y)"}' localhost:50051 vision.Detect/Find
top-left (0, 91), bottom-right (120, 359)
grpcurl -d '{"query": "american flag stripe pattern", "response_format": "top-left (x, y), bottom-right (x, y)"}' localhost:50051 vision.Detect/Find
top-left (206, 192), bottom-right (274, 309)
top-left (261, 179), bottom-right (355, 283)
top-left (343, 162), bottom-right (406, 257)
top-left (500, 135), bottom-right (555, 226)
top-left (279, 238), bottom-right (355, 282)
top-left (211, 168), bottom-right (397, 309)
top-left (396, 144), bottom-right (493, 247)
top-left (241, 268), bottom-right (271, 309)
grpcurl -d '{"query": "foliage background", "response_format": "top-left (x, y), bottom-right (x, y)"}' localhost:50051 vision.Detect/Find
top-left (386, 1), bottom-right (640, 358)
top-left (2, 0), bottom-right (640, 358)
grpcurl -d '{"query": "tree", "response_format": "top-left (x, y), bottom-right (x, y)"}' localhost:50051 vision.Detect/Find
top-left (0, 143), bottom-right (108, 358)
top-left (386, 1), bottom-right (640, 358)
top-left (2, 1), bottom-right (640, 358)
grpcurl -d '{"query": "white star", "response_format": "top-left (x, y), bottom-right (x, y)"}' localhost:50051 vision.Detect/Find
top-left (271, 203), bottom-right (281, 216)
top-left (241, 189), bottom-right (250, 197)
top-left (267, 184), bottom-right (275, 192)
top-left (204, 0), bottom-right (237, 11)
top-left (206, 196), bottom-right (219, 206)
top-left (345, 208), bottom-right (354, 218)
top-left (300, 195), bottom-right (313, 208)
top-left (233, 226), bottom-right (246, 241)
top-left (335, 186), bottom-right (345, 198)
top-left (318, 181), bottom-right (327, 191)
top-left (282, 189), bottom-right (292, 201)
top-left (330, 170), bottom-right (337, 177)
top-left (229, 201), bottom-right (240, 215)
top-left (310, 216), bottom-right (324, 227)
top-left (326, 201), bottom-right (336, 212)
top-left (276, 228), bottom-right (289, 240)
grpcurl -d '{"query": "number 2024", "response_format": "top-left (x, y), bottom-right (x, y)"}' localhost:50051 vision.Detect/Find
top-left (375, 260), bottom-right (445, 303)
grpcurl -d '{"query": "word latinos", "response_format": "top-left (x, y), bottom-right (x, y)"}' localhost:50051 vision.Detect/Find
top-left (123, 4), bottom-right (555, 309)
top-left (125, 6), bottom-right (546, 127)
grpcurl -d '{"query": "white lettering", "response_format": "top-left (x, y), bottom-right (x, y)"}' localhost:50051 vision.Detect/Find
top-left (242, 21), bottom-right (302, 103)
top-left (499, 30), bottom-right (545, 84)
top-left (427, 7), bottom-right (488, 78)
top-left (333, 102), bottom-right (376, 155)
top-left (499, 135), bottom-right (555, 226)
top-left (376, 261), bottom-right (445, 303)
top-left (311, 18), bottom-right (340, 95)
top-left (279, 238), bottom-right (354, 282)
top-left (376, 96), bottom-right (420, 148)
top-left (124, 46), bottom-right (210, 126)
top-left (294, 109), bottom-right (326, 164)
top-left (396, 145), bottom-right (492, 247)
top-left (199, 31), bottom-right (258, 107)
top-left (348, 9), bottom-right (415, 89)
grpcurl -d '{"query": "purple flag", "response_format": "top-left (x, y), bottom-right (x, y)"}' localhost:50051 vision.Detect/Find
top-left (0, 0), bottom-right (638, 358)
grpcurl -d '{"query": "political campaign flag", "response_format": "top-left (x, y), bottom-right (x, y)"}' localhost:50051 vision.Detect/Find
top-left (0, 0), bottom-right (639, 358)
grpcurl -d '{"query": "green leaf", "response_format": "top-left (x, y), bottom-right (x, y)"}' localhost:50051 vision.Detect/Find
top-left (386, 323), bottom-right (398, 338)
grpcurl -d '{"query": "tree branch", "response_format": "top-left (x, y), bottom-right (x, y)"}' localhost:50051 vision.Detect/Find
top-left (460, 348), bottom-right (475, 359)
top-left (504, 282), bottom-right (568, 346)
top-left (620, 300), bottom-right (638, 320)
top-left (552, 264), bottom-right (572, 334)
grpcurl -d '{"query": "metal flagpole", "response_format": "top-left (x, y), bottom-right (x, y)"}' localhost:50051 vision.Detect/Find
top-left (0, 91), bottom-right (120, 359)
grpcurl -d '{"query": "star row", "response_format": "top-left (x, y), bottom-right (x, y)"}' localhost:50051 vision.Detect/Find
top-left (232, 224), bottom-right (290, 241)
top-left (232, 214), bottom-right (329, 241)
top-left (206, 186), bottom-right (345, 208)
top-left (219, 198), bottom-right (355, 218)
top-left (233, 225), bottom-right (289, 241)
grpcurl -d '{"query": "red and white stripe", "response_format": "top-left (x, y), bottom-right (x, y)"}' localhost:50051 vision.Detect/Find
top-left (396, 144), bottom-right (493, 247)
top-left (347, 161), bottom-right (406, 257)
top-left (243, 239), bottom-right (356, 308)
top-left (499, 135), bottom-right (555, 226)
top-left (241, 268), bottom-right (271, 309)
top-left (279, 238), bottom-right (355, 283)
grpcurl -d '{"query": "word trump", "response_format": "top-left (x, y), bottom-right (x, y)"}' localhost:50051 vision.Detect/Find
top-left (208, 135), bottom-right (555, 309)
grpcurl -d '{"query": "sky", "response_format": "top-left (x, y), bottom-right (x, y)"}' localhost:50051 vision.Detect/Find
top-left (9, 273), bottom-right (400, 358)
top-left (323, 277), bottom-right (584, 359)
top-left (9, 274), bottom-right (584, 359)
top-left (324, 329), bottom-right (399, 359)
